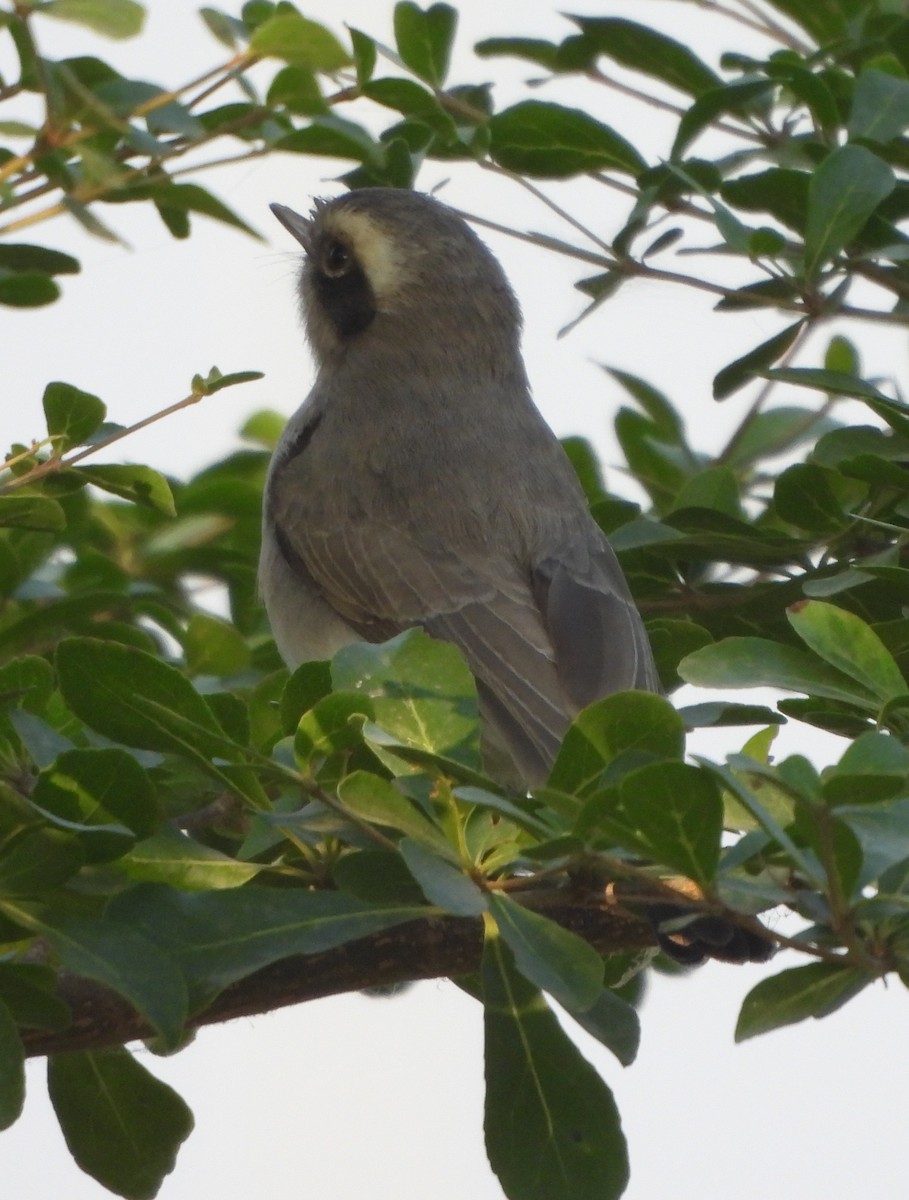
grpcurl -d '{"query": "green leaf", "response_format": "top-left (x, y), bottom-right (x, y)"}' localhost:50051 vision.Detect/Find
top-left (762, 367), bottom-right (893, 404)
top-left (74, 462), bottom-right (176, 514)
top-left (673, 79), bottom-right (774, 158)
top-left (393, 2), bottom-right (457, 87)
top-left (605, 368), bottom-right (684, 441)
top-left (337, 771), bottom-right (452, 855)
top-left (713, 320), bottom-right (804, 401)
top-left (37, 908), bottom-right (185, 1041)
top-left (43, 381), bottom-right (106, 451)
top-left (0, 273), bottom-right (59, 307)
top-left (483, 929), bottom-right (628, 1200)
top-left (183, 612), bottom-right (250, 676)
top-left (0, 655), bottom-right (54, 712)
top-left (762, 0), bottom-right (850, 43)
top-left (107, 884), bottom-right (423, 1009)
top-left (804, 145), bottom-right (895, 279)
top-left (363, 78), bottom-right (454, 132)
top-left (118, 827), bottom-right (262, 889)
top-left (583, 761), bottom-right (723, 886)
top-left (488, 893), bottom-right (603, 1011)
top-left (0, 1000), bottom-right (24, 1130)
top-left (250, 12), bottom-right (351, 70)
top-left (569, 16), bottom-right (720, 96)
top-left (48, 1047), bottom-right (193, 1198)
top-left (564, 986), bottom-right (640, 1067)
top-left (548, 692), bottom-right (685, 798)
top-left (349, 28), bottom-right (377, 85)
top-left (489, 100), bottom-right (645, 179)
top-left (788, 601), bottom-right (907, 703)
top-left (0, 244), bottom-right (79, 276)
top-left (33, 746), bottom-right (158, 854)
top-left (55, 638), bottom-right (244, 764)
top-left (849, 68), bottom-right (909, 144)
top-left (399, 838), bottom-right (486, 915)
top-left (774, 463), bottom-right (849, 532)
top-left (0, 825), bottom-right (83, 896)
top-left (0, 496), bottom-right (65, 533)
top-left (40, 0), bottom-right (145, 40)
top-left (293, 692), bottom-right (373, 764)
top-left (679, 638), bottom-right (881, 708)
top-left (735, 962), bottom-right (871, 1041)
top-left (475, 37), bottom-right (561, 71)
top-left (332, 630), bottom-right (481, 768)
top-left (277, 115), bottom-right (379, 163)
top-left (199, 7), bottom-right (245, 49)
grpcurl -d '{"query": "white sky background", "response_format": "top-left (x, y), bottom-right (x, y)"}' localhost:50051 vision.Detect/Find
top-left (1, 1), bottom-right (908, 1197)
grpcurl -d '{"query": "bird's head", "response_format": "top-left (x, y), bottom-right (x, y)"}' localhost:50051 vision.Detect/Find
top-left (270, 188), bottom-right (523, 371)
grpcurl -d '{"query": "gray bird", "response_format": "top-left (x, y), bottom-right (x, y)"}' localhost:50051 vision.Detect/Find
top-left (260, 187), bottom-right (660, 787)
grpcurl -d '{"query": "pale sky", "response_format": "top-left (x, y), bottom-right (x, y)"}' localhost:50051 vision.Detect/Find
top-left (2, 2), bottom-right (907, 1198)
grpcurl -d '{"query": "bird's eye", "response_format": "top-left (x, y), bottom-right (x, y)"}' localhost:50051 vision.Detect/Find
top-left (322, 239), bottom-right (352, 278)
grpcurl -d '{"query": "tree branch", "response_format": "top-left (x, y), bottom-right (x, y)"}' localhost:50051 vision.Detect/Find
top-left (22, 901), bottom-right (657, 1058)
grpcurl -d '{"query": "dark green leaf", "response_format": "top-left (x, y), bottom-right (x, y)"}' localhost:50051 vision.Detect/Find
top-left (12, 909), bottom-right (187, 1044)
top-left (736, 962), bottom-right (871, 1041)
top-left (55, 638), bottom-right (244, 763)
top-left (0, 272), bottom-right (59, 307)
top-left (250, 12), bottom-right (351, 70)
top-left (75, 463), bottom-right (175, 514)
top-left (605, 368), bottom-right (684, 441)
top-left (549, 692), bottom-right (684, 798)
top-left (774, 463), bottom-right (849, 532)
top-left (489, 100), bottom-right (645, 179)
top-left (569, 16), bottom-right (720, 96)
top-left (762, 367), bottom-right (893, 403)
top-left (713, 320), bottom-right (804, 401)
top-left (564, 986), bottom-right (640, 1067)
top-left (349, 28), bottom-right (377, 85)
top-left (107, 883), bottom-right (423, 1009)
top-left (0, 826), bottom-right (83, 896)
top-left (679, 637), bottom-right (881, 707)
top-left (483, 930), bottom-right (628, 1200)
top-left (43, 381), bottom-right (106, 450)
top-left (488, 893), bottom-right (603, 1011)
top-left (673, 79), bottom-right (774, 157)
top-left (0, 496), bottom-right (65, 533)
top-left (48, 1047), bottom-right (193, 1199)
top-left (277, 115), bottom-right (379, 162)
top-left (32, 747), bottom-right (156, 860)
top-left (400, 838), bottom-right (486, 915)
top-left (0, 1000), bottom-right (24, 1130)
top-left (583, 761), bottom-right (723, 886)
top-left (475, 38), bottom-right (561, 71)
top-left (394, 2), bottom-right (457, 87)
top-left (849, 68), bottom-right (909, 144)
top-left (0, 244), bottom-right (79, 276)
top-left (804, 145), bottom-right (895, 279)
top-left (761, 0), bottom-right (850, 43)
top-left (0, 656), bottom-right (54, 712)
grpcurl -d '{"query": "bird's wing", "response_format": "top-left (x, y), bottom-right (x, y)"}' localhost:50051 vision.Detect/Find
top-left (270, 480), bottom-right (657, 783)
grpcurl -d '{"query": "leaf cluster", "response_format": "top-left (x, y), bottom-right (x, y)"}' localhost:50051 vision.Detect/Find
top-left (4, 2), bottom-right (909, 1200)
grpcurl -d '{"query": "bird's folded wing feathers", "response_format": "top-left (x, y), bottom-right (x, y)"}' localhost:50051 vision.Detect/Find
top-left (270, 495), bottom-right (657, 783)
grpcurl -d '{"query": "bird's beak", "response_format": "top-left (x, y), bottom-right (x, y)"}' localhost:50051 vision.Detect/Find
top-left (270, 202), bottom-right (312, 252)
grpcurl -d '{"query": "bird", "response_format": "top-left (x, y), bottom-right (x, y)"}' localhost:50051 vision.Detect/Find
top-left (261, 187), bottom-right (774, 966)
top-left (260, 186), bottom-right (660, 789)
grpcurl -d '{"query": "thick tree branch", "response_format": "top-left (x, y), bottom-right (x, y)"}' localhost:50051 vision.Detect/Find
top-left (22, 901), bottom-right (657, 1059)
